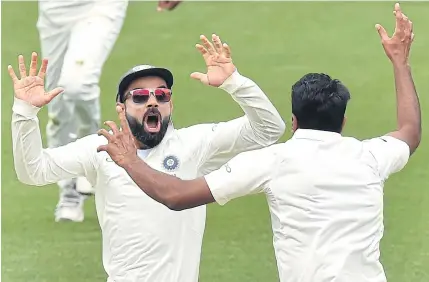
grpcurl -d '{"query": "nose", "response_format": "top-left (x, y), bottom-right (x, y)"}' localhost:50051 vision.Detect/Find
top-left (146, 94), bottom-right (159, 108)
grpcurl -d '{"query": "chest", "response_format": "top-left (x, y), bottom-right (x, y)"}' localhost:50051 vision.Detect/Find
top-left (94, 144), bottom-right (206, 233)
top-left (95, 142), bottom-right (200, 199)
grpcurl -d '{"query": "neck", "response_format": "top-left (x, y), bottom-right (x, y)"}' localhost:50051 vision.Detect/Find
top-left (136, 140), bottom-right (151, 150)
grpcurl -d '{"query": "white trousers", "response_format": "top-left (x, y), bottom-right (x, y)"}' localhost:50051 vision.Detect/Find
top-left (37, 0), bottom-right (128, 148)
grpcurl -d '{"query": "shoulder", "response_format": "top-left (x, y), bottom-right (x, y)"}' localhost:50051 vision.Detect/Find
top-left (176, 123), bottom-right (219, 135)
top-left (233, 143), bottom-right (282, 167)
top-left (362, 135), bottom-right (410, 162)
top-left (175, 122), bottom-right (219, 144)
top-left (66, 134), bottom-right (107, 161)
top-left (77, 134), bottom-right (108, 147)
top-left (362, 135), bottom-right (409, 149)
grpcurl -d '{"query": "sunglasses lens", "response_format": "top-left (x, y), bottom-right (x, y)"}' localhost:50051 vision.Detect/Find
top-left (131, 89), bottom-right (150, 104)
top-left (154, 88), bottom-right (172, 102)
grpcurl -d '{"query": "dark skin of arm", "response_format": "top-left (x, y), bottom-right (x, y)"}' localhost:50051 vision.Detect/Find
top-left (123, 159), bottom-right (215, 211)
top-left (376, 3), bottom-right (421, 154)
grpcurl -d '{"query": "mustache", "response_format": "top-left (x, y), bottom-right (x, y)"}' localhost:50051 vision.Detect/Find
top-left (143, 107), bottom-right (162, 120)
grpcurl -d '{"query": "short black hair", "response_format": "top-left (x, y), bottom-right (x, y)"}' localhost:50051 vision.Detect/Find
top-left (291, 73), bottom-right (351, 133)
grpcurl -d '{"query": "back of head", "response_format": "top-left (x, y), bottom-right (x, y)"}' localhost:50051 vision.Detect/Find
top-left (291, 73), bottom-right (351, 133)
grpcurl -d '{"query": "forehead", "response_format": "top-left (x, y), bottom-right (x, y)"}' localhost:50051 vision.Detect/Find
top-left (126, 76), bottom-right (167, 92)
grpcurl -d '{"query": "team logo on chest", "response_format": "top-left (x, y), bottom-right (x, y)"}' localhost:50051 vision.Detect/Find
top-left (162, 155), bottom-right (180, 171)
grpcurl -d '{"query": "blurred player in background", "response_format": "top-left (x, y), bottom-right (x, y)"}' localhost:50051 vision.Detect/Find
top-left (36, 0), bottom-right (182, 223)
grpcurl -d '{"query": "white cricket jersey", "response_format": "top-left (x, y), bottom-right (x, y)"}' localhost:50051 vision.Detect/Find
top-left (11, 71), bottom-right (285, 282)
top-left (205, 129), bottom-right (410, 282)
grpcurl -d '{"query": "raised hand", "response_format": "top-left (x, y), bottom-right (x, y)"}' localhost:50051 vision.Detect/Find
top-left (97, 104), bottom-right (139, 168)
top-left (190, 34), bottom-right (236, 87)
top-left (8, 52), bottom-right (63, 107)
top-left (376, 3), bottom-right (414, 66)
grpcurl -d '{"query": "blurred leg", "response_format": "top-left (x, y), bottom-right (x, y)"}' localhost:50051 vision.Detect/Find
top-left (59, 6), bottom-right (126, 195)
top-left (37, 10), bottom-right (85, 223)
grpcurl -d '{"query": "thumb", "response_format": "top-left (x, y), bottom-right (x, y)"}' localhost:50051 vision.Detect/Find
top-left (375, 24), bottom-right (389, 41)
top-left (190, 72), bottom-right (209, 84)
top-left (45, 87), bottom-right (64, 102)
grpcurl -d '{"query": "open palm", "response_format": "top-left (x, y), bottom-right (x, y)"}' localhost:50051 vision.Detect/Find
top-left (375, 3), bottom-right (414, 66)
top-left (8, 52), bottom-right (63, 108)
top-left (190, 34), bottom-right (236, 87)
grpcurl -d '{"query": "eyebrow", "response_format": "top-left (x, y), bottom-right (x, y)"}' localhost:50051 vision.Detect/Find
top-left (130, 85), bottom-right (168, 90)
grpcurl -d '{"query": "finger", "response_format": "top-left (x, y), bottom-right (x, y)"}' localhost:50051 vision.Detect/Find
top-left (29, 52), bottom-right (38, 76)
top-left (116, 104), bottom-right (132, 134)
top-left (190, 72), bottom-right (209, 85)
top-left (394, 3), bottom-right (402, 15)
top-left (105, 121), bottom-right (120, 135)
top-left (195, 44), bottom-right (209, 58)
top-left (375, 24), bottom-right (389, 41)
top-left (394, 3), bottom-right (405, 34)
top-left (45, 87), bottom-right (64, 103)
top-left (38, 58), bottom-right (48, 80)
top-left (7, 65), bottom-right (18, 83)
top-left (97, 145), bottom-right (108, 153)
top-left (223, 43), bottom-right (232, 58)
top-left (212, 34), bottom-right (223, 54)
top-left (404, 18), bottom-right (412, 38)
top-left (200, 35), bottom-right (216, 55)
top-left (18, 55), bottom-right (27, 78)
top-left (97, 128), bottom-right (114, 142)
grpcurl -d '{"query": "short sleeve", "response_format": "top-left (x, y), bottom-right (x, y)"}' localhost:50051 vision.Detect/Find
top-left (204, 147), bottom-right (276, 205)
top-left (363, 136), bottom-right (410, 180)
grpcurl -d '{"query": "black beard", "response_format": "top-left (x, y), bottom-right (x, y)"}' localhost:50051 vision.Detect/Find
top-left (126, 112), bottom-right (170, 149)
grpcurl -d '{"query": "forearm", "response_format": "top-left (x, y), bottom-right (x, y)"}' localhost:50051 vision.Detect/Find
top-left (390, 63), bottom-right (421, 153)
top-left (12, 100), bottom-right (48, 185)
top-left (123, 159), bottom-right (213, 210)
top-left (123, 159), bottom-right (188, 209)
top-left (12, 98), bottom-right (94, 185)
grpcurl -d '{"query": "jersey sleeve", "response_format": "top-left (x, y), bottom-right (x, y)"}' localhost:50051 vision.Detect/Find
top-left (363, 135), bottom-right (410, 180)
top-left (203, 147), bottom-right (276, 206)
top-left (12, 98), bottom-right (101, 186)
top-left (196, 70), bottom-right (285, 175)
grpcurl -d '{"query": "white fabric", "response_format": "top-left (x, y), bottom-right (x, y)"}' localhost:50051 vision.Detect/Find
top-left (205, 129), bottom-right (410, 282)
top-left (11, 70), bottom-right (285, 282)
top-left (37, 0), bottom-right (128, 148)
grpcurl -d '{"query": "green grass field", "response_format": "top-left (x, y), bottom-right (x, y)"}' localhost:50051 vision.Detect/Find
top-left (2, 1), bottom-right (428, 282)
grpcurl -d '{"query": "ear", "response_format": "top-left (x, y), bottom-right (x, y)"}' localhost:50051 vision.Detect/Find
top-left (341, 116), bottom-right (347, 133)
top-left (291, 114), bottom-right (298, 133)
top-left (169, 100), bottom-right (174, 112)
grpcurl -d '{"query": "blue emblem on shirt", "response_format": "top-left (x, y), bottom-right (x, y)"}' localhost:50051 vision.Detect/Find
top-left (163, 155), bottom-right (180, 171)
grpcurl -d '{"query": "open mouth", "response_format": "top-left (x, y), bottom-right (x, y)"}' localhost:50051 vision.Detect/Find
top-left (144, 112), bottom-right (161, 133)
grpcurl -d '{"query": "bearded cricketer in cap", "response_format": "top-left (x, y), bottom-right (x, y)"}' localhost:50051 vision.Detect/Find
top-left (10, 34), bottom-right (285, 282)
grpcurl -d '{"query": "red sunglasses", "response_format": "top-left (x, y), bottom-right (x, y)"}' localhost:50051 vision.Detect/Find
top-left (125, 88), bottom-right (172, 104)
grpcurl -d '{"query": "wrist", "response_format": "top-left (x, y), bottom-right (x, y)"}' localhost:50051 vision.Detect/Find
top-left (120, 155), bottom-right (142, 171)
top-left (218, 69), bottom-right (246, 94)
top-left (12, 97), bottom-right (42, 118)
top-left (392, 60), bottom-right (410, 70)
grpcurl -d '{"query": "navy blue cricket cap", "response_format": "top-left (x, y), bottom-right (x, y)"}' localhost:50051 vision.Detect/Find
top-left (116, 65), bottom-right (174, 103)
